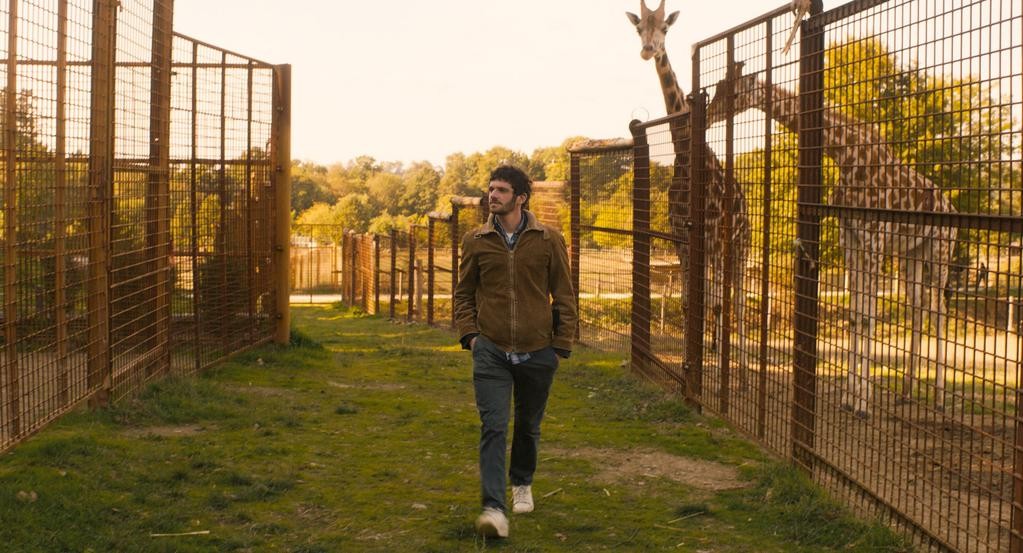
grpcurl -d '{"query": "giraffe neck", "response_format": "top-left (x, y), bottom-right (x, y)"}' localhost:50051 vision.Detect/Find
top-left (755, 80), bottom-right (879, 167)
top-left (655, 52), bottom-right (687, 115)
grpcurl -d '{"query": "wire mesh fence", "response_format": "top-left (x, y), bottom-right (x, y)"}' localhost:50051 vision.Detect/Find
top-left (0, 0), bottom-right (288, 451)
top-left (566, 1), bottom-right (1021, 552)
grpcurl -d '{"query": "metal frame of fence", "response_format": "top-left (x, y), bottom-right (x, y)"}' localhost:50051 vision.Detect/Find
top-left (303, 184), bottom-right (570, 328)
top-left (571, 1), bottom-right (1021, 551)
top-left (0, 0), bottom-right (290, 452)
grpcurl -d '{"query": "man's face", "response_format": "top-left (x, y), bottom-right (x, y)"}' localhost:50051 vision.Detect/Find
top-left (488, 180), bottom-right (524, 215)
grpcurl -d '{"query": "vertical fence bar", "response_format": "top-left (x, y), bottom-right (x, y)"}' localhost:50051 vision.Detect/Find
top-left (1015, 353), bottom-right (1023, 553)
top-left (427, 219), bottom-right (435, 325)
top-left (189, 41), bottom-right (201, 370)
top-left (272, 64), bottom-right (292, 344)
top-left (389, 228), bottom-right (396, 320)
top-left (685, 89), bottom-right (709, 410)
top-left (245, 62), bottom-right (255, 337)
top-left (373, 234), bottom-right (380, 315)
top-left (148, 0), bottom-right (173, 375)
top-left (570, 153), bottom-right (581, 340)
top-left (1013, 9), bottom-right (1023, 553)
top-left (86, 0), bottom-right (116, 406)
top-left (719, 36), bottom-right (737, 415)
top-left (792, 5), bottom-right (824, 471)
top-left (407, 228), bottom-right (416, 322)
top-left (629, 120), bottom-right (651, 377)
top-left (217, 51), bottom-right (228, 344)
top-left (147, 0), bottom-right (172, 376)
top-left (55, 0), bottom-right (69, 402)
top-left (450, 203), bottom-right (459, 330)
top-left (757, 17), bottom-right (773, 440)
top-left (3, 0), bottom-right (21, 428)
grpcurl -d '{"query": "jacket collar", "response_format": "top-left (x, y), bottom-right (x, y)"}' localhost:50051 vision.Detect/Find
top-left (477, 210), bottom-right (546, 239)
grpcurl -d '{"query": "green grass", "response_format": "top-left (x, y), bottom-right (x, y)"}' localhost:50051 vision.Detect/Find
top-left (0, 305), bottom-right (913, 552)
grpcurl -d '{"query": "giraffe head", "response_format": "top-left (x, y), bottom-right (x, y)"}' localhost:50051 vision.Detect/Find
top-left (707, 61), bottom-right (760, 124)
top-left (626, 0), bottom-right (679, 61)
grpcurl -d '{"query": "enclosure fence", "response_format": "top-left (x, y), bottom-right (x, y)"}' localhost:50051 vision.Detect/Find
top-left (0, 0), bottom-right (291, 452)
top-left (291, 185), bottom-right (569, 328)
top-left (569, 1), bottom-right (1022, 552)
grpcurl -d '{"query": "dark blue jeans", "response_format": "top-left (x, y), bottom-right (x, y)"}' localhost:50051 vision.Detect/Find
top-left (472, 335), bottom-right (558, 512)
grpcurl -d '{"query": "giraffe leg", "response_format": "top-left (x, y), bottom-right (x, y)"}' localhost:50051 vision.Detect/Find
top-left (843, 263), bottom-right (866, 413)
top-left (932, 242), bottom-right (952, 412)
top-left (844, 249), bottom-right (880, 418)
top-left (901, 257), bottom-right (925, 405)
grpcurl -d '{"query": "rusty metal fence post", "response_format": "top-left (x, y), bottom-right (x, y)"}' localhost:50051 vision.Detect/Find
top-left (272, 64), bottom-right (292, 344)
top-left (407, 227), bottom-right (416, 322)
top-left (569, 153), bottom-right (581, 340)
top-left (685, 91), bottom-right (709, 410)
top-left (791, 7), bottom-right (824, 472)
top-left (86, 0), bottom-right (118, 407)
top-left (149, 0), bottom-right (173, 375)
top-left (427, 219), bottom-right (435, 325)
top-left (450, 203), bottom-right (460, 330)
top-left (629, 120), bottom-right (651, 377)
top-left (3, 0), bottom-right (22, 427)
top-left (388, 229), bottom-right (397, 320)
top-left (373, 234), bottom-right (381, 315)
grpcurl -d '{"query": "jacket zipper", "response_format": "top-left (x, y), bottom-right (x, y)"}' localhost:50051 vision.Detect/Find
top-left (509, 247), bottom-right (516, 351)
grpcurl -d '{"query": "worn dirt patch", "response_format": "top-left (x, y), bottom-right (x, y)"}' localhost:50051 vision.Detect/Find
top-left (327, 380), bottom-right (406, 391)
top-left (546, 446), bottom-right (748, 491)
top-left (124, 424), bottom-right (205, 438)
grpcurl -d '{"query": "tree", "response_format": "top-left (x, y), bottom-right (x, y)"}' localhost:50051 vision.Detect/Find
top-left (400, 161), bottom-right (441, 214)
top-left (291, 160), bottom-right (333, 214)
top-left (825, 37), bottom-right (1018, 256)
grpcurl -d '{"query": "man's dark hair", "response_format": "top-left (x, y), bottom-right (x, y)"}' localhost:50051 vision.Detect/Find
top-left (489, 165), bottom-right (532, 207)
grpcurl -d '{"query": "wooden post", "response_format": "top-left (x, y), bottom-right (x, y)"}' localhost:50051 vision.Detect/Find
top-left (373, 234), bottom-right (380, 315)
top-left (427, 219), bottom-right (435, 325)
top-left (407, 228), bottom-right (416, 322)
top-left (389, 229), bottom-right (397, 319)
top-left (148, 0), bottom-right (173, 374)
top-left (272, 64), bottom-right (292, 344)
top-left (86, 0), bottom-right (117, 406)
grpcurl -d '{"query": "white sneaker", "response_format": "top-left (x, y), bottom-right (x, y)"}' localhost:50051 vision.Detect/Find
top-left (475, 507), bottom-right (509, 538)
top-left (512, 485), bottom-right (534, 514)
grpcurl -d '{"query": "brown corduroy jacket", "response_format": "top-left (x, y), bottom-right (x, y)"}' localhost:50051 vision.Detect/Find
top-left (453, 210), bottom-right (577, 353)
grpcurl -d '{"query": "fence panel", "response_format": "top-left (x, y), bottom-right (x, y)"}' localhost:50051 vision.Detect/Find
top-left (0, 0), bottom-right (285, 451)
top-left (687, 1), bottom-right (1021, 551)
top-left (568, 142), bottom-right (634, 353)
top-left (691, 0), bottom-right (807, 482)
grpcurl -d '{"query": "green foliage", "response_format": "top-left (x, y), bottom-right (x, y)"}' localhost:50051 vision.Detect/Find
top-left (825, 36), bottom-right (1019, 253)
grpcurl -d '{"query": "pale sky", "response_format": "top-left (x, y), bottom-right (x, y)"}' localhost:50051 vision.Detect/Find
top-left (170, 0), bottom-right (963, 167)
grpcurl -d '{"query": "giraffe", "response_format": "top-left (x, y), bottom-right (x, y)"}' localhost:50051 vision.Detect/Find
top-left (626, 0), bottom-right (753, 384)
top-left (707, 62), bottom-right (958, 417)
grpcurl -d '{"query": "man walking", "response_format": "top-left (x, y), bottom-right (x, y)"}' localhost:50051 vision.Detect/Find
top-left (453, 165), bottom-right (577, 539)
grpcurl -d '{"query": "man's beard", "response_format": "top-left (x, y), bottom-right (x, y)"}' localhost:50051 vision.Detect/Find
top-left (489, 197), bottom-right (516, 215)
